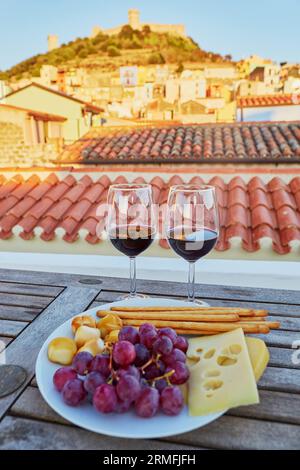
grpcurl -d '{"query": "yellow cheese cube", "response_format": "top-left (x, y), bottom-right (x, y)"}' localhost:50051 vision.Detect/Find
top-left (188, 328), bottom-right (259, 416)
top-left (246, 337), bottom-right (270, 381)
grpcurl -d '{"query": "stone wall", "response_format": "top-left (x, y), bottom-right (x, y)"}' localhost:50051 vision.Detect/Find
top-left (0, 121), bottom-right (58, 167)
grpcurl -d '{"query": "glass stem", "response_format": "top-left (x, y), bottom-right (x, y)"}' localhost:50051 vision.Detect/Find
top-left (187, 262), bottom-right (196, 302)
top-left (129, 257), bottom-right (137, 297)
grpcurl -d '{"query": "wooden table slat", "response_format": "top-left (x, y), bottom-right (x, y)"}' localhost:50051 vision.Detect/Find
top-left (0, 285), bottom-right (101, 421)
top-left (0, 304), bottom-right (41, 322)
top-left (165, 415), bottom-right (300, 450)
top-left (0, 282), bottom-right (62, 297)
top-left (1, 268), bottom-right (300, 450)
top-left (0, 320), bottom-right (28, 338)
top-left (0, 336), bottom-right (13, 347)
top-left (0, 293), bottom-right (54, 309)
top-left (0, 416), bottom-right (201, 450)
top-left (228, 389), bottom-right (300, 425)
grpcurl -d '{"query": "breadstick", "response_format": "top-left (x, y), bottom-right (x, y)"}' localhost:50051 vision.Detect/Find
top-left (122, 319), bottom-right (269, 334)
top-left (97, 310), bottom-right (239, 323)
top-left (175, 329), bottom-right (219, 336)
top-left (239, 321), bottom-right (280, 330)
top-left (110, 306), bottom-right (268, 317)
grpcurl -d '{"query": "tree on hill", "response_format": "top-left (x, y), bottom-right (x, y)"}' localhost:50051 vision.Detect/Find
top-left (148, 53), bottom-right (166, 65)
top-left (107, 45), bottom-right (121, 57)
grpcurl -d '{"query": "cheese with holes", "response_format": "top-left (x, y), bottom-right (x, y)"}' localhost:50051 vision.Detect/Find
top-left (187, 328), bottom-right (259, 416)
top-left (246, 337), bottom-right (269, 381)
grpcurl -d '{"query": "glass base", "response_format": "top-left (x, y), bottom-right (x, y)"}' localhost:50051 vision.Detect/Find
top-left (116, 293), bottom-right (149, 301)
top-left (186, 299), bottom-right (210, 307)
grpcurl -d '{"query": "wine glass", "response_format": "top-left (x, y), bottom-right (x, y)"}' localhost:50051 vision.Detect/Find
top-left (166, 185), bottom-right (219, 304)
top-left (107, 184), bottom-right (156, 299)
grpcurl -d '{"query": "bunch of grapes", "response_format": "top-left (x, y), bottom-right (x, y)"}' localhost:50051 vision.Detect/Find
top-left (53, 323), bottom-right (189, 418)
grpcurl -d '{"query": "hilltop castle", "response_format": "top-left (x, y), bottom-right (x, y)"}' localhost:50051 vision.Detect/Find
top-left (91, 9), bottom-right (186, 38)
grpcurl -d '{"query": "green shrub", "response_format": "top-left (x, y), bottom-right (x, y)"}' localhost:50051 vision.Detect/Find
top-left (148, 53), bottom-right (165, 65)
top-left (107, 45), bottom-right (121, 57)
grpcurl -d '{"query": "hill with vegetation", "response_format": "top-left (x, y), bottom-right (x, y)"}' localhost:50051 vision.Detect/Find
top-left (0, 25), bottom-right (233, 80)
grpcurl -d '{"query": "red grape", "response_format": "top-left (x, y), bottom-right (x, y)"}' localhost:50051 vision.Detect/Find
top-left (144, 360), bottom-right (165, 380)
top-left (163, 348), bottom-right (186, 367)
top-left (153, 335), bottom-right (173, 356)
top-left (116, 365), bottom-right (140, 381)
top-left (72, 352), bottom-right (93, 375)
top-left (135, 387), bottom-right (159, 418)
top-left (167, 362), bottom-right (190, 385)
top-left (116, 399), bottom-right (132, 414)
top-left (62, 378), bottom-right (87, 406)
top-left (160, 386), bottom-right (184, 416)
top-left (93, 384), bottom-right (117, 413)
top-left (116, 375), bottom-right (141, 403)
top-left (84, 371), bottom-right (105, 395)
top-left (174, 336), bottom-right (188, 353)
top-left (113, 341), bottom-right (136, 366)
top-left (155, 378), bottom-right (168, 393)
top-left (89, 354), bottom-right (111, 378)
top-left (53, 367), bottom-right (77, 392)
top-left (134, 343), bottom-right (150, 367)
top-left (119, 326), bottom-right (140, 344)
top-left (158, 327), bottom-right (177, 345)
top-left (139, 323), bottom-right (157, 335)
top-left (140, 330), bottom-right (158, 350)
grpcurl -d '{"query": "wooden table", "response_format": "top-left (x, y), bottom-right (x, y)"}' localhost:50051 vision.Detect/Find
top-left (0, 268), bottom-right (299, 450)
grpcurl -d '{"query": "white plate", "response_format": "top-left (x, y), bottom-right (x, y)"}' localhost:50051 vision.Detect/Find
top-left (36, 297), bottom-right (226, 439)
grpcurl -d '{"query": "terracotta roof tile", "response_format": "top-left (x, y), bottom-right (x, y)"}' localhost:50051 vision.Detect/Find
top-left (9, 197), bottom-right (36, 218)
top-left (58, 122), bottom-right (300, 164)
top-left (0, 176), bottom-right (24, 199)
top-left (0, 172), bottom-right (299, 255)
top-left (277, 206), bottom-right (300, 230)
top-left (248, 176), bottom-right (267, 193)
top-left (228, 187), bottom-right (248, 208)
top-left (252, 206), bottom-right (277, 229)
top-left (0, 196), bottom-right (19, 218)
top-left (272, 190), bottom-right (296, 210)
top-left (238, 94), bottom-right (300, 108)
top-left (249, 189), bottom-right (272, 210)
top-left (226, 205), bottom-right (250, 228)
top-left (290, 177), bottom-right (300, 194)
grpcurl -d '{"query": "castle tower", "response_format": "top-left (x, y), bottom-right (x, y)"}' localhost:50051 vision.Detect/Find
top-left (48, 34), bottom-right (59, 52)
top-left (91, 26), bottom-right (102, 38)
top-left (128, 9), bottom-right (140, 30)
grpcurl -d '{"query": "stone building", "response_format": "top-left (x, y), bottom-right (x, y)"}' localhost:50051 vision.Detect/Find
top-left (0, 103), bottom-right (65, 166)
top-left (91, 9), bottom-right (186, 38)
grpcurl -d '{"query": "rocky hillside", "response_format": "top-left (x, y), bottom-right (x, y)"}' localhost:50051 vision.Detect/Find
top-left (0, 25), bottom-right (233, 80)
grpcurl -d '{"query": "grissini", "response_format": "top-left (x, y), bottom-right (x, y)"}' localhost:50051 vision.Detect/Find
top-left (239, 321), bottom-right (280, 330)
top-left (97, 310), bottom-right (239, 323)
top-left (109, 306), bottom-right (268, 317)
top-left (121, 319), bottom-right (270, 334)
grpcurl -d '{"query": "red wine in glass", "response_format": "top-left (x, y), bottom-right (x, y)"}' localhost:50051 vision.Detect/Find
top-left (109, 225), bottom-right (155, 258)
top-left (167, 228), bottom-right (218, 262)
top-left (107, 184), bottom-right (156, 299)
top-left (166, 185), bottom-right (219, 304)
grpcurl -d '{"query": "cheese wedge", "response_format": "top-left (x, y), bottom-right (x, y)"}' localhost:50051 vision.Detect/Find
top-left (246, 337), bottom-right (270, 381)
top-left (187, 328), bottom-right (259, 416)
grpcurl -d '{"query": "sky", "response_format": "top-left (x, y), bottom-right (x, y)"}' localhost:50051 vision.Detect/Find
top-left (0, 0), bottom-right (299, 70)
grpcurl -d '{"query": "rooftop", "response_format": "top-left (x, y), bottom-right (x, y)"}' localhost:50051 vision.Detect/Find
top-left (3, 82), bottom-right (104, 114)
top-left (0, 171), bottom-right (299, 257)
top-left (58, 121), bottom-right (300, 165)
top-left (0, 103), bottom-right (66, 122)
top-left (237, 94), bottom-right (300, 108)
